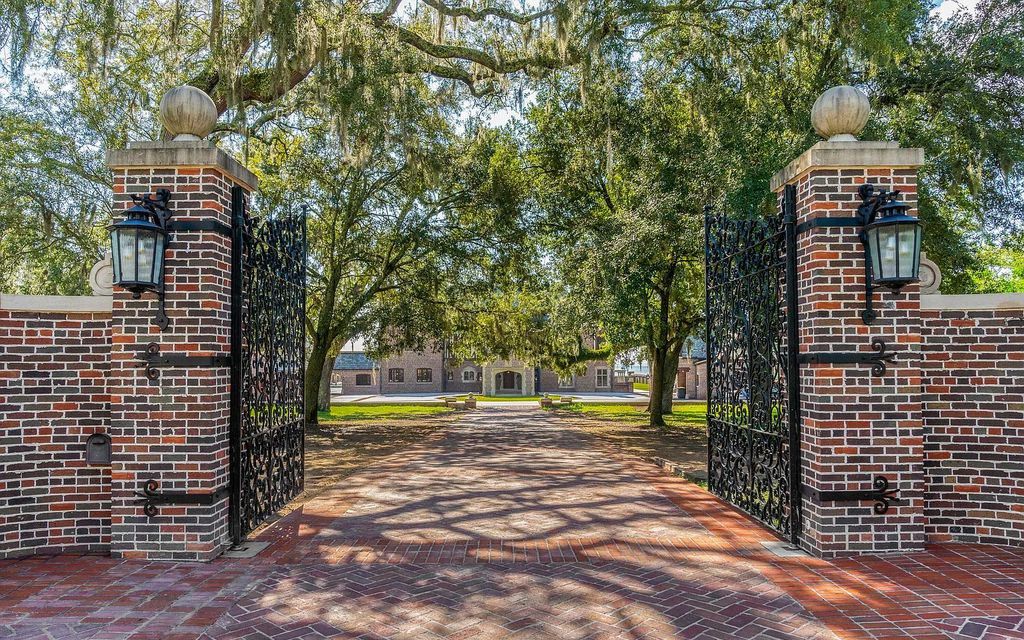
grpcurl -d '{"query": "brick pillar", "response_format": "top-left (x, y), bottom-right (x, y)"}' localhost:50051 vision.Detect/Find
top-left (106, 141), bottom-right (257, 560)
top-left (771, 140), bottom-right (926, 557)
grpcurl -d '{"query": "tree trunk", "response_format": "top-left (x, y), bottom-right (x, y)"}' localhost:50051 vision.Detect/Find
top-left (304, 339), bottom-right (331, 426)
top-left (660, 348), bottom-right (680, 415)
top-left (648, 348), bottom-right (666, 427)
top-left (317, 352), bottom-right (335, 412)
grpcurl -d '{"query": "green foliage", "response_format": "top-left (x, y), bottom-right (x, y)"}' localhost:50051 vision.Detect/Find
top-left (0, 93), bottom-right (112, 294)
top-left (967, 246), bottom-right (1024, 293)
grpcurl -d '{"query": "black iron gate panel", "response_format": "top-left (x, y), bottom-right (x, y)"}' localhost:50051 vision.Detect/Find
top-left (704, 185), bottom-right (801, 543)
top-left (229, 186), bottom-right (306, 545)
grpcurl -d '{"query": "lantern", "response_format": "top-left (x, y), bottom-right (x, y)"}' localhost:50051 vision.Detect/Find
top-left (856, 184), bottom-right (924, 324)
top-left (863, 195), bottom-right (922, 291)
top-left (107, 189), bottom-right (172, 329)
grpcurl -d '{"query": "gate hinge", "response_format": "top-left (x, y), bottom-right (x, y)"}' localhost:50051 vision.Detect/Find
top-left (801, 476), bottom-right (901, 514)
top-left (798, 338), bottom-right (895, 376)
top-left (140, 342), bottom-right (233, 380)
top-left (134, 479), bottom-right (230, 517)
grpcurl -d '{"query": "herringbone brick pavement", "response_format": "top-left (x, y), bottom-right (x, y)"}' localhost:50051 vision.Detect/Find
top-left (2, 408), bottom-right (1023, 639)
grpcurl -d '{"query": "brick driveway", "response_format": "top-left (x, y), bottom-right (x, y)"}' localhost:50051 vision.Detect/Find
top-left (2, 408), bottom-right (1023, 639)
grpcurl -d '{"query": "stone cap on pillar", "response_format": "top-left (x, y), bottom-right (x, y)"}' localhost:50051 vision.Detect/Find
top-left (771, 85), bottom-right (924, 192)
top-left (770, 140), bottom-right (924, 192)
top-left (106, 140), bottom-right (258, 191)
top-left (106, 85), bottom-right (258, 191)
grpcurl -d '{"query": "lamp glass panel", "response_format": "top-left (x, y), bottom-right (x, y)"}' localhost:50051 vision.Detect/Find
top-left (118, 229), bottom-right (137, 282)
top-left (138, 231), bottom-right (156, 285)
top-left (897, 224), bottom-right (913, 276)
top-left (877, 225), bottom-right (897, 281)
top-left (153, 234), bottom-right (165, 285)
top-left (109, 231), bottom-right (121, 283)
top-left (897, 224), bottom-right (918, 279)
top-left (868, 228), bottom-right (882, 279)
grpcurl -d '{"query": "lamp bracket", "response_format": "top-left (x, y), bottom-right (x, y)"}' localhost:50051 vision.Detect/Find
top-left (131, 189), bottom-right (173, 230)
top-left (801, 476), bottom-right (902, 514)
top-left (140, 342), bottom-right (232, 381)
top-left (134, 479), bottom-right (230, 518)
top-left (798, 338), bottom-right (896, 377)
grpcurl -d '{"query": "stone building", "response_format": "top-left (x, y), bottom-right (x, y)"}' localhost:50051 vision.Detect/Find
top-left (677, 338), bottom-right (708, 400)
top-left (333, 344), bottom-right (631, 395)
top-left (330, 352), bottom-right (376, 394)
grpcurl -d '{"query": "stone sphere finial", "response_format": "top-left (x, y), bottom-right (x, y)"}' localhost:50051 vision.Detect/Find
top-left (811, 85), bottom-right (870, 142)
top-left (159, 86), bottom-right (218, 141)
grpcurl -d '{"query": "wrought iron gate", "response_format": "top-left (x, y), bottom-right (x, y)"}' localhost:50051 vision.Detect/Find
top-left (704, 185), bottom-right (801, 543)
top-left (229, 186), bottom-right (306, 544)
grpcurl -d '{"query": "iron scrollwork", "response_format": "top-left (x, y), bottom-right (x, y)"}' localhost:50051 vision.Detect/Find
top-left (704, 185), bottom-right (802, 544)
top-left (228, 186), bottom-right (307, 545)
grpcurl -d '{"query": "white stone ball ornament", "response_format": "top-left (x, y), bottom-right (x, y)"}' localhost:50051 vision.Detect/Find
top-left (159, 85), bottom-right (218, 141)
top-left (811, 85), bottom-right (870, 142)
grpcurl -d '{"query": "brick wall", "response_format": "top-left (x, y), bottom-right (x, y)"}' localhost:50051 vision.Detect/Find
top-left (106, 141), bottom-right (255, 560)
top-left (378, 350), bottom-right (445, 394)
top-left (0, 298), bottom-right (112, 558)
top-left (443, 360), bottom-right (482, 394)
top-left (773, 141), bottom-right (927, 557)
top-left (920, 296), bottom-right (1024, 547)
top-left (332, 369), bottom-right (376, 394)
top-left (537, 362), bottom-right (611, 393)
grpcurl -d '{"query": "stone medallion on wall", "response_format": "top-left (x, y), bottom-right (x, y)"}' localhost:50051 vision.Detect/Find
top-left (919, 252), bottom-right (942, 294)
top-left (89, 252), bottom-right (114, 296)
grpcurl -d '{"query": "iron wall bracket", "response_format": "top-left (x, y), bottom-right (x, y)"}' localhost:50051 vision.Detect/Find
top-left (134, 479), bottom-right (230, 518)
top-left (794, 216), bottom-right (861, 235)
top-left (798, 338), bottom-right (895, 376)
top-left (802, 476), bottom-right (902, 514)
top-left (140, 342), bottom-right (232, 380)
top-left (167, 219), bottom-right (233, 237)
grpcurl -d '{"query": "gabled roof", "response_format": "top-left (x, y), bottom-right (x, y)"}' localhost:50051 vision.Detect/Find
top-left (334, 352), bottom-right (376, 370)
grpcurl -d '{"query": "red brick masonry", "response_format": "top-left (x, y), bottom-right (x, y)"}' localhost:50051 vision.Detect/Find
top-left (922, 306), bottom-right (1024, 547)
top-left (1, 410), bottom-right (1022, 639)
top-left (0, 308), bottom-right (111, 557)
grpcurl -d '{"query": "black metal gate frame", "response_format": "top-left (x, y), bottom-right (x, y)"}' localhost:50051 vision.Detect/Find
top-left (704, 184), bottom-right (801, 544)
top-left (228, 185), bottom-right (307, 546)
top-left (706, 182), bottom-right (909, 544)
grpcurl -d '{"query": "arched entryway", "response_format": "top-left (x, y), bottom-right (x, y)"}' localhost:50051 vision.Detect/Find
top-left (494, 370), bottom-right (523, 394)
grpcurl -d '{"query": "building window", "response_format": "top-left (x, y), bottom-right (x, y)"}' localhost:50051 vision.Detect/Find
top-left (462, 369), bottom-right (476, 382)
top-left (559, 375), bottom-right (574, 388)
top-left (596, 368), bottom-right (609, 388)
top-left (416, 368), bottom-right (432, 383)
top-left (476, 371), bottom-right (482, 381)
top-left (388, 368), bottom-right (404, 383)
top-left (355, 373), bottom-right (372, 386)
top-left (447, 370), bottom-right (454, 381)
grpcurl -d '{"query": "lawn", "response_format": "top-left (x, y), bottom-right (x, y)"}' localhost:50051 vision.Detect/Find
top-left (633, 382), bottom-right (649, 391)
top-left (549, 401), bottom-right (708, 475)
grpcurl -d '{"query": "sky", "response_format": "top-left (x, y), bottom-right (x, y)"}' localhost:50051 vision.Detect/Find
top-left (933, 0), bottom-right (980, 18)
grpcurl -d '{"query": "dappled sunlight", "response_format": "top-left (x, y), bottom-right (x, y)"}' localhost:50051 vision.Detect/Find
top-left (552, 402), bottom-right (709, 475)
top-left (5, 407), bottom-right (1024, 639)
